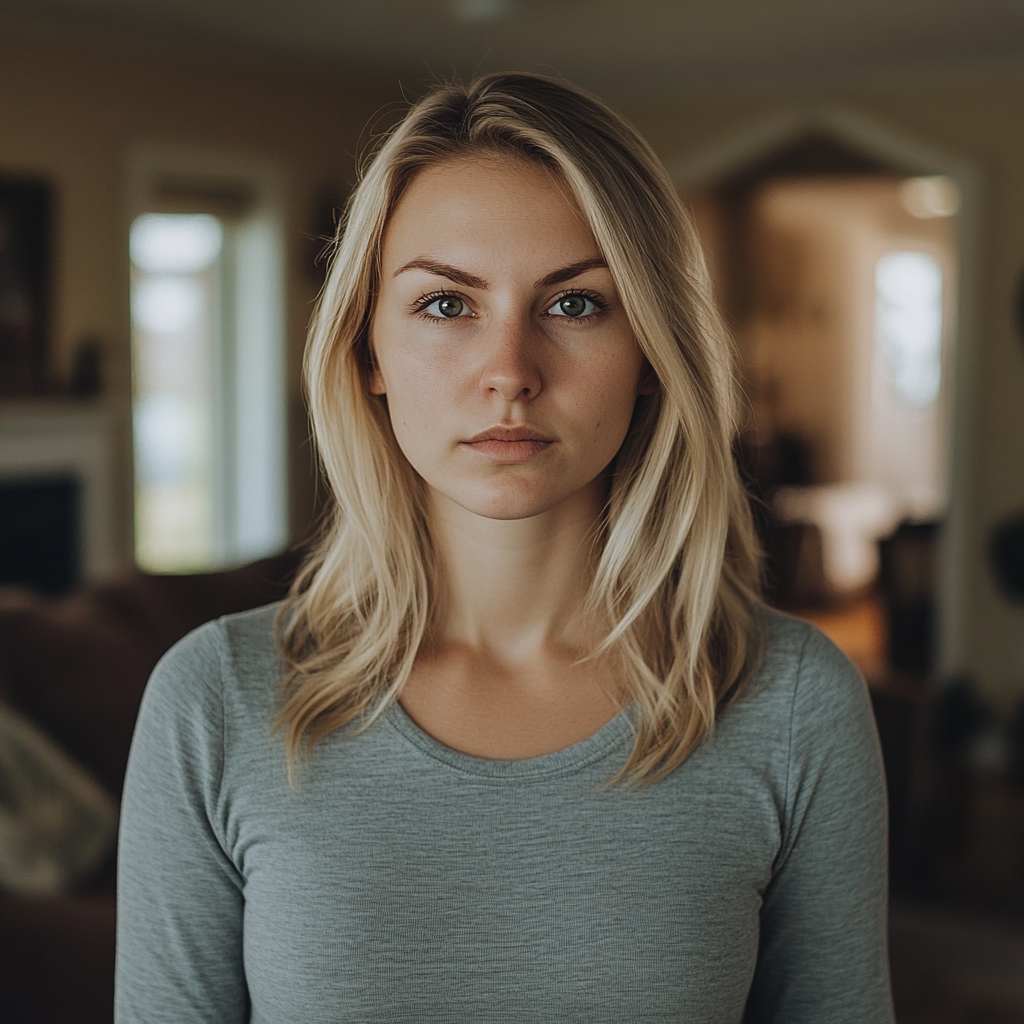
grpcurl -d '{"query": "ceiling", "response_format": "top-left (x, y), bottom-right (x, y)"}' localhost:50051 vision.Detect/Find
top-left (1, 0), bottom-right (1023, 95)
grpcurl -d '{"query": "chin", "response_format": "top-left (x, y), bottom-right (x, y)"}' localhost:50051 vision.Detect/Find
top-left (448, 479), bottom-right (573, 522)
top-left (461, 495), bottom-right (560, 522)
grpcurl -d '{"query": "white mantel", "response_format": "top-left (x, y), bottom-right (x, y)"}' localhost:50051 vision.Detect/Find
top-left (0, 400), bottom-right (120, 580)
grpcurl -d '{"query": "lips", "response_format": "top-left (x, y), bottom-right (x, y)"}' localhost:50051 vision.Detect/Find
top-left (462, 425), bottom-right (554, 464)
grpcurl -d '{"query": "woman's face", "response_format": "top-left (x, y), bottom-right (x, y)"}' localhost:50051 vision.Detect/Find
top-left (369, 152), bottom-right (649, 522)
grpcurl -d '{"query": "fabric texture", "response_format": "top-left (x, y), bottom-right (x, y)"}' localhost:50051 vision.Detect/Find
top-left (116, 603), bottom-right (894, 1023)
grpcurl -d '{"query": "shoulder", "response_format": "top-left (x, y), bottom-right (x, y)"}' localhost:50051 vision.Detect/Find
top-left (744, 606), bottom-right (881, 793)
top-left (137, 603), bottom-right (284, 743)
top-left (214, 602), bottom-right (285, 683)
top-left (681, 608), bottom-right (873, 787)
top-left (749, 605), bottom-right (870, 720)
top-left (720, 605), bottom-right (878, 773)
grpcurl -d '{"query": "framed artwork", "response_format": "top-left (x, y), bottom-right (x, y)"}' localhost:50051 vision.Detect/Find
top-left (0, 177), bottom-right (51, 396)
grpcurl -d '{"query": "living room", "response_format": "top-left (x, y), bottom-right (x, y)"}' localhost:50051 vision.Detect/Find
top-left (1, 3), bottom-right (1023, 1021)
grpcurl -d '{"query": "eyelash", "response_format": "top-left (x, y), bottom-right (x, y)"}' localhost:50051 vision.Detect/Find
top-left (411, 288), bottom-right (609, 323)
top-left (548, 288), bottom-right (608, 322)
top-left (412, 290), bottom-right (470, 321)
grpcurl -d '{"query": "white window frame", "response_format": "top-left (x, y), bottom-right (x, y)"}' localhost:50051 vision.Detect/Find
top-left (126, 145), bottom-right (287, 570)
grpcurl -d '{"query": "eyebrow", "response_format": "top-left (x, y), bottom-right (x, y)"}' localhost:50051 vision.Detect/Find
top-left (393, 256), bottom-right (608, 290)
top-left (534, 257), bottom-right (608, 288)
top-left (393, 259), bottom-right (488, 290)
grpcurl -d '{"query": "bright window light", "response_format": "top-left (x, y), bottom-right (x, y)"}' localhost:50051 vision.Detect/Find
top-left (130, 214), bottom-right (222, 571)
top-left (874, 251), bottom-right (943, 407)
top-left (130, 204), bottom-right (286, 573)
top-left (130, 213), bottom-right (223, 273)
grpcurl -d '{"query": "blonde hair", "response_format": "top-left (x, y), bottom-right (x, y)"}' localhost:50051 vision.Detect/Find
top-left (277, 72), bottom-right (763, 785)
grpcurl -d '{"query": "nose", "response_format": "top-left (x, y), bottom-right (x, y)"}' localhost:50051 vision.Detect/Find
top-left (478, 314), bottom-right (543, 403)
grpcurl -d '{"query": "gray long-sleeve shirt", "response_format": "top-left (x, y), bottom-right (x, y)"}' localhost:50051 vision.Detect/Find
top-left (115, 604), bottom-right (894, 1023)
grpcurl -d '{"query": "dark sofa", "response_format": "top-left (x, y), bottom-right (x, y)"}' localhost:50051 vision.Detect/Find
top-left (0, 548), bottom-right (302, 1024)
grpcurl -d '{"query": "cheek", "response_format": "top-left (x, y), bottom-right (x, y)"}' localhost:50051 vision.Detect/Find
top-left (373, 313), bottom-right (467, 413)
top-left (386, 360), bottom-right (460, 423)
top-left (575, 353), bottom-right (644, 438)
top-left (382, 394), bottom-right (442, 487)
top-left (375, 354), bottom-right (460, 474)
top-left (385, 384), bottom-right (438, 453)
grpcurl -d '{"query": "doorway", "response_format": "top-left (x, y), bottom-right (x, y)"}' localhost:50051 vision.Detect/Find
top-left (686, 132), bottom-right (959, 681)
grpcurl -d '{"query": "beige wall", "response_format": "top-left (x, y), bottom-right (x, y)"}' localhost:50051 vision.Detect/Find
top-left (0, 33), bottom-right (387, 554)
top-left (1, 34), bottom-right (1021, 705)
top-left (618, 74), bottom-right (1024, 704)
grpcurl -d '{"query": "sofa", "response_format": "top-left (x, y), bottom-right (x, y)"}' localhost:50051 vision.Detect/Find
top-left (0, 548), bottom-right (302, 1024)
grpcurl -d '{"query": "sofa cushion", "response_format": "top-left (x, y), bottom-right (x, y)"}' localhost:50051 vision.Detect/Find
top-left (0, 549), bottom-right (302, 796)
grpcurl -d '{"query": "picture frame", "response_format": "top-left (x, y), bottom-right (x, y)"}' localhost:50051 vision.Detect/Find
top-left (0, 176), bottom-right (52, 396)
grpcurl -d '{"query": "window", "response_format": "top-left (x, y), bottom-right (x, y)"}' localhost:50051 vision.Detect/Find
top-left (131, 213), bottom-right (221, 570)
top-left (129, 178), bottom-right (285, 572)
top-left (874, 250), bottom-right (943, 408)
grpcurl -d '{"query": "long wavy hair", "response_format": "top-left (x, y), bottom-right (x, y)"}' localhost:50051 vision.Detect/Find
top-left (276, 72), bottom-right (763, 785)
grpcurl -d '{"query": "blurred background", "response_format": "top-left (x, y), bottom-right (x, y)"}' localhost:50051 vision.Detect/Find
top-left (0, 1), bottom-right (1022, 1021)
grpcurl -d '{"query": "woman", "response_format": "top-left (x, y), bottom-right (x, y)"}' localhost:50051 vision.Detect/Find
top-left (116, 73), bottom-right (893, 1023)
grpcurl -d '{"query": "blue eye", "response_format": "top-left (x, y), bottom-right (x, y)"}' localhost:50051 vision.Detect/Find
top-left (547, 293), bottom-right (598, 318)
top-left (423, 295), bottom-right (471, 318)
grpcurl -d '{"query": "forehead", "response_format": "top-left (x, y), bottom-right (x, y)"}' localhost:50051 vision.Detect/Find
top-left (381, 152), bottom-right (600, 271)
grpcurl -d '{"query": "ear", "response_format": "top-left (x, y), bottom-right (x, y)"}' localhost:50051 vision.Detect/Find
top-left (368, 367), bottom-right (386, 396)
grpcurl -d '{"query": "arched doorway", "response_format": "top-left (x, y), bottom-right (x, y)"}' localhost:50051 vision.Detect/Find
top-left (673, 112), bottom-right (977, 683)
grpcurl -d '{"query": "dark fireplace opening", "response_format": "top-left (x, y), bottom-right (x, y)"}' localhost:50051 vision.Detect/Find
top-left (0, 474), bottom-right (81, 594)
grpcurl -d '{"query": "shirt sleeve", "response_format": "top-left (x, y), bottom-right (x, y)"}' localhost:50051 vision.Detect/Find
top-left (115, 621), bottom-right (249, 1024)
top-left (743, 624), bottom-right (895, 1023)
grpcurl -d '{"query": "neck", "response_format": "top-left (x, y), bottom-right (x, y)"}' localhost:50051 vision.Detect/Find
top-left (426, 482), bottom-right (605, 666)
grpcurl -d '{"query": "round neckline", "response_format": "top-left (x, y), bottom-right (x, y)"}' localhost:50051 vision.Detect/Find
top-left (384, 700), bottom-right (634, 781)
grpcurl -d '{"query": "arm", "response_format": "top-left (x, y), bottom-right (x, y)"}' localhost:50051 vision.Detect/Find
top-left (744, 625), bottom-right (895, 1023)
top-left (115, 622), bottom-right (248, 1024)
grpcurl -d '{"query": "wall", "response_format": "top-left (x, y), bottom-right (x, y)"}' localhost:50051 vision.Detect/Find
top-left (618, 73), bottom-right (1024, 704)
top-left (1, 34), bottom-right (1021, 706)
top-left (0, 33), bottom-right (387, 558)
